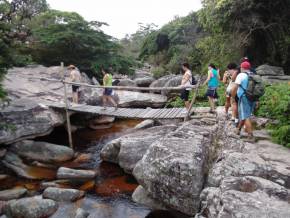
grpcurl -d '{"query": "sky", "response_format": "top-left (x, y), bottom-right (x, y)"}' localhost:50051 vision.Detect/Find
top-left (47, 0), bottom-right (202, 39)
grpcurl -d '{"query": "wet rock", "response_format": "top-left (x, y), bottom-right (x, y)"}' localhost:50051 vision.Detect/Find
top-left (0, 99), bottom-right (65, 145)
top-left (200, 176), bottom-right (290, 217)
top-left (3, 196), bottom-right (58, 218)
top-left (10, 140), bottom-right (74, 163)
top-left (2, 152), bottom-right (38, 179)
top-left (89, 116), bottom-right (115, 125)
top-left (40, 180), bottom-right (70, 189)
top-left (57, 167), bottom-right (96, 180)
top-left (0, 175), bottom-right (8, 181)
top-left (43, 187), bottom-right (85, 202)
top-left (0, 188), bottom-right (27, 201)
top-left (101, 125), bottom-right (177, 173)
top-left (117, 79), bottom-right (137, 87)
top-left (132, 186), bottom-right (166, 210)
top-left (75, 208), bottom-right (89, 218)
top-left (133, 120), bottom-right (216, 215)
top-left (134, 119), bottom-right (155, 130)
top-left (0, 149), bottom-right (6, 158)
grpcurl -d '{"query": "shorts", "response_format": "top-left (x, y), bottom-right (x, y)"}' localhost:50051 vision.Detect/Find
top-left (206, 87), bottom-right (218, 99)
top-left (180, 89), bottom-right (190, 101)
top-left (226, 84), bottom-right (233, 97)
top-left (72, 85), bottom-right (80, 93)
top-left (238, 95), bottom-right (255, 120)
top-left (103, 88), bottom-right (113, 96)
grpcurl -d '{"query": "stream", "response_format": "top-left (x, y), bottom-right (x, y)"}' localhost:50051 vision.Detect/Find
top-left (0, 119), bottom-right (188, 218)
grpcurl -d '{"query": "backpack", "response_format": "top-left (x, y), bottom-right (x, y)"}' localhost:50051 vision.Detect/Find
top-left (242, 73), bottom-right (265, 102)
top-left (191, 75), bottom-right (197, 85)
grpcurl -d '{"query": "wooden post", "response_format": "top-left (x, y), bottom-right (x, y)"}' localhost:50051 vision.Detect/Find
top-left (61, 62), bottom-right (74, 149)
top-left (184, 79), bottom-right (201, 122)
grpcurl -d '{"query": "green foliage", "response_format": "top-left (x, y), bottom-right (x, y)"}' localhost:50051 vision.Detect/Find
top-left (256, 83), bottom-right (290, 147)
top-left (151, 66), bottom-right (166, 79)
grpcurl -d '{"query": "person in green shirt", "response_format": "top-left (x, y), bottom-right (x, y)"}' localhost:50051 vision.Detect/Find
top-left (102, 68), bottom-right (117, 110)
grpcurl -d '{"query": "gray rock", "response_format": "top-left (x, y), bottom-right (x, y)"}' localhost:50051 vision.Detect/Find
top-left (133, 69), bottom-right (152, 79)
top-left (0, 149), bottom-right (6, 158)
top-left (2, 152), bottom-right (40, 179)
top-left (134, 119), bottom-right (155, 130)
top-left (132, 186), bottom-right (166, 210)
top-left (200, 176), bottom-right (290, 218)
top-left (40, 180), bottom-right (70, 189)
top-left (89, 116), bottom-right (115, 125)
top-left (0, 98), bottom-right (65, 145)
top-left (75, 208), bottom-right (89, 218)
top-left (161, 75), bottom-right (182, 96)
top-left (92, 77), bottom-right (100, 86)
top-left (133, 121), bottom-right (215, 215)
top-left (256, 64), bottom-right (285, 76)
top-left (43, 187), bottom-right (85, 202)
top-left (57, 167), bottom-right (96, 180)
top-left (134, 77), bottom-right (155, 87)
top-left (0, 188), bottom-right (27, 201)
top-left (149, 74), bottom-right (176, 94)
top-left (117, 79), bottom-right (137, 87)
top-left (10, 140), bottom-right (74, 163)
top-left (4, 196), bottom-right (58, 218)
top-left (101, 125), bottom-right (177, 173)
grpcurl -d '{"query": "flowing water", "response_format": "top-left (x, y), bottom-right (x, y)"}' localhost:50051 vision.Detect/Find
top-left (0, 119), bottom-right (189, 218)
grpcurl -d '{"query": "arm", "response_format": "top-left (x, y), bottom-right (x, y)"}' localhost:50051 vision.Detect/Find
top-left (181, 72), bottom-right (190, 85)
top-left (231, 83), bottom-right (238, 97)
top-left (222, 71), bottom-right (228, 84)
top-left (203, 71), bottom-right (211, 86)
top-left (103, 74), bottom-right (108, 86)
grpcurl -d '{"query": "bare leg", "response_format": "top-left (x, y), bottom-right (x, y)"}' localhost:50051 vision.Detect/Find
top-left (225, 96), bottom-right (231, 114)
top-left (185, 101), bottom-right (190, 110)
top-left (244, 119), bottom-right (253, 136)
top-left (72, 92), bottom-right (78, 104)
top-left (208, 97), bottom-right (215, 112)
top-left (108, 96), bottom-right (117, 108)
top-left (232, 100), bottom-right (238, 119)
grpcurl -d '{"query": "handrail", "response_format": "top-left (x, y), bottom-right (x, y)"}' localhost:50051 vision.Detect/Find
top-left (30, 76), bottom-right (196, 91)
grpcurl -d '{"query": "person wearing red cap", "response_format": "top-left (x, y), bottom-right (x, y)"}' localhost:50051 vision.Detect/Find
top-left (231, 61), bottom-right (255, 142)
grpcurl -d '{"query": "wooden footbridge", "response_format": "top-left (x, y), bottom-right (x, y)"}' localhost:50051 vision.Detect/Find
top-left (47, 102), bottom-right (189, 119)
top-left (34, 63), bottom-right (201, 148)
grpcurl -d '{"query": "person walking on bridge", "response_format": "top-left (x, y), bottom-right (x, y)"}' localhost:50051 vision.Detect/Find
top-left (180, 62), bottom-right (193, 111)
top-left (68, 65), bottom-right (81, 104)
top-left (102, 68), bottom-right (118, 110)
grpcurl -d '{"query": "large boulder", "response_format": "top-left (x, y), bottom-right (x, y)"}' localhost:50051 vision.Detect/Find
top-left (101, 125), bottom-right (177, 173)
top-left (57, 167), bottom-right (96, 180)
top-left (255, 65), bottom-right (290, 83)
top-left (3, 196), bottom-right (58, 218)
top-left (43, 187), bottom-right (85, 202)
top-left (134, 77), bottom-right (155, 87)
top-left (133, 69), bottom-right (152, 79)
top-left (117, 79), bottom-right (137, 87)
top-left (133, 120), bottom-right (216, 215)
top-left (149, 74), bottom-right (176, 94)
top-left (10, 140), bottom-right (74, 163)
top-left (161, 75), bottom-right (182, 96)
top-left (0, 99), bottom-right (64, 145)
top-left (200, 176), bottom-right (290, 218)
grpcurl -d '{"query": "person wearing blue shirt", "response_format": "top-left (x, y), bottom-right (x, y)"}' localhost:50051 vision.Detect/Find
top-left (231, 61), bottom-right (255, 142)
top-left (203, 63), bottom-right (220, 113)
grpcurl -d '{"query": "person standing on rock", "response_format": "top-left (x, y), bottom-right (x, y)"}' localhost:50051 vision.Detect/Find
top-left (203, 64), bottom-right (220, 113)
top-left (180, 63), bottom-right (193, 111)
top-left (231, 61), bottom-right (255, 142)
top-left (68, 65), bottom-right (81, 104)
top-left (102, 68), bottom-right (118, 110)
top-left (224, 63), bottom-right (239, 125)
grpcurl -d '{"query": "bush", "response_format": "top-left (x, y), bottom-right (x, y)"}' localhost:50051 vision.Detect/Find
top-left (256, 83), bottom-right (290, 147)
top-left (151, 66), bottom-right (166, 79)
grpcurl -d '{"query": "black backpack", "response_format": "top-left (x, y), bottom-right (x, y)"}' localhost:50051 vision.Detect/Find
top-left (191, 75), bottom-right (197, 85)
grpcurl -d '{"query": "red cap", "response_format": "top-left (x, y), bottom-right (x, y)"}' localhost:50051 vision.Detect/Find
top-left (240, 61), bottom-right (251, 70)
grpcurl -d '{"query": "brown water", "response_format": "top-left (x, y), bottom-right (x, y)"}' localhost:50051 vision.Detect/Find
top-left (0, 119), bottom-right (189, 218)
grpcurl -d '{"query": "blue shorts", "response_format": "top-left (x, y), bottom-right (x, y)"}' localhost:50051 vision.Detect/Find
top-left (205, 87), bottom-right (218, 99)
top-left (103, 88), bottom-right (113, 96)
top-left (238, 95), bottom-right (255, 120)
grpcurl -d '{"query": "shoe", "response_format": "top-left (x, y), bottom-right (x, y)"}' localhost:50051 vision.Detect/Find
top-left (234, 128), bottom-right (241, 135)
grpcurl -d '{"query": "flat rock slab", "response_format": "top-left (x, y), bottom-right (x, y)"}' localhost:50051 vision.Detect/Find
top-left (3, 196), bottom-right (58, 218)
top-left (75, 208), bottom-right (89, 218)
top-left (134, 119), bottom-right (155, 130)
top-left (57, 167), bottom-right (96, 180)
top-left (10, 140), bottom-right (74, 163)
top-left (0, 188), bottom-right (27, 201)
top-left (43, 187), bottom-right (85, 202)
top-left (201, 176), bottom-right (290, 217)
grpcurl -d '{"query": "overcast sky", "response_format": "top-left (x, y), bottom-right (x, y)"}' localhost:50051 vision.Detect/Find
top-left (47, 0), bottom-right (202, 39)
